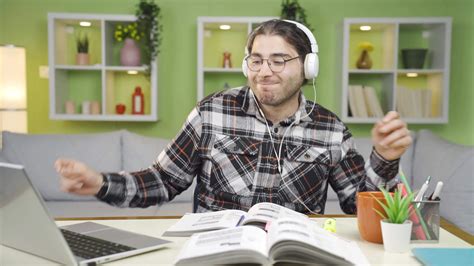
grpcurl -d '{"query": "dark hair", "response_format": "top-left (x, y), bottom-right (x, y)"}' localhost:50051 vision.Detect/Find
top-left (246, 19), bottom-right (312, 84)
top-left (247, 20), bottom-right (311, 63)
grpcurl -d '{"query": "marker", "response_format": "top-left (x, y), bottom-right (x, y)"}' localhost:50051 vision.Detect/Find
top-left (430, 181), bottom-right (443, 200)
top-left (415, 176), bottom-right (431, 202)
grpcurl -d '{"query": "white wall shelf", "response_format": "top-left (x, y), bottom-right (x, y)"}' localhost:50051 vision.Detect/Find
top-left (197, 16), bottom-right (277, 100)
top-left (340, 17), bottom-right (452, 124)
top-left (48, 13), bottom-right (158, 121)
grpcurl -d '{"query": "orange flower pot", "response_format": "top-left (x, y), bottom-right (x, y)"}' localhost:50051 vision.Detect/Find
top-left (357, 191), bottom-right (388, 244)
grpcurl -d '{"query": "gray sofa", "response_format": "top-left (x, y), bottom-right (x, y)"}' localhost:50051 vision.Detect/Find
top-left (1, 129), bottom-right (472, 235)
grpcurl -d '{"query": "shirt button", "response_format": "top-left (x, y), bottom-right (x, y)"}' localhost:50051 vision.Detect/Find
top-left (273, 127), bottom-right (279, 133)
top-left (315, 205), bottom-right (321, 213)
top-left (304, 153), bottom-right (310, 159)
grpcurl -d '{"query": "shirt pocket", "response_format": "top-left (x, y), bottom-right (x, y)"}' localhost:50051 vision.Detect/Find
top-left (208, 134), bottom-right (261, 195)
top-left (279, 144), bottom-right (332, 208)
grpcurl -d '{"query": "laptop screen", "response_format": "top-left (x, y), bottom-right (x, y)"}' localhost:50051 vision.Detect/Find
top-left (0, 162), bottom-right (81, 264)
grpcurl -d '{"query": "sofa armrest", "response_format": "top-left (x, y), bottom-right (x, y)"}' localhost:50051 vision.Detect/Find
top-left (412, 130), bottom-right (473, 234)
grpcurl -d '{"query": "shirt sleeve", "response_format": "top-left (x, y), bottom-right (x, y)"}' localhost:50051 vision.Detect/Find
top-left (328, 127), bottom-right (399, 214)
top-left (96, 107), bottom-right (203, 208)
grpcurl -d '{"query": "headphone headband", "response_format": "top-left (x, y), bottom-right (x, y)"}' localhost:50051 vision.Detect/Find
top-left (242, 19), bottom-right (319, 79)
top-left (282, 20), bottom-right (318, 53)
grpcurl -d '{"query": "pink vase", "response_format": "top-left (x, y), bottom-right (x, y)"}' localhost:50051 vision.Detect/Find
top-left (120, 38), bottom-right (141, 66)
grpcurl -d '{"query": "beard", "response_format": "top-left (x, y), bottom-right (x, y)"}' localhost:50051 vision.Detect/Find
top-left (249, 73), bottom-right (304, 107)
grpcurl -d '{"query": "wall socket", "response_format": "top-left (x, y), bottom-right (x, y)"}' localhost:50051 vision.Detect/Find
top-left (39, 65), bottom-right (49, 79)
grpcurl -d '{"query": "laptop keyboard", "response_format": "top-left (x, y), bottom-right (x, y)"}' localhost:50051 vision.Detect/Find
top-left (61, 229), bottom-right (136, 259)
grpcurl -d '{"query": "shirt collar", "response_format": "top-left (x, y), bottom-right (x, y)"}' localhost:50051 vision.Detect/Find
top-left (241, 86), bottom-right (313, 125)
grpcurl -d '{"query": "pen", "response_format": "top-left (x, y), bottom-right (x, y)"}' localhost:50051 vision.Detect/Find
top-left (236, 215), bottom-right (245, 227)
top-left (430, 181), bottom-right (443, 200)
top-left (415, 176), bottom-right (431, 202)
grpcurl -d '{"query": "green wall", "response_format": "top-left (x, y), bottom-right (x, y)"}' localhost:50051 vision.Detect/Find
top-left (1, 0), bottom-right (472, 145)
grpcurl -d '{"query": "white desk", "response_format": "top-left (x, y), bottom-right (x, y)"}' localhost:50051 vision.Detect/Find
top-left (1, 217), bottom-right (471, 265)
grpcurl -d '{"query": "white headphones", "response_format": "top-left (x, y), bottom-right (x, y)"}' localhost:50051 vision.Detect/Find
top-left (242, 19), bottom-right (319, 80)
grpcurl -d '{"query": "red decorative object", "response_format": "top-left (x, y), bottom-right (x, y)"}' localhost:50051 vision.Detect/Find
top-left (115, 103), bottom-right (126, 114)
top-left (132, 86), bottom-right (144, 115)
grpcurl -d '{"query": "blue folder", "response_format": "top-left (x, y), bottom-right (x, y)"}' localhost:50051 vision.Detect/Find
top-left (412, 248), bottom-right (473, 266)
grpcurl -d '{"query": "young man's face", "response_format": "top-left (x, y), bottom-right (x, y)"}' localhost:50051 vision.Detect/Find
top-left (247, 34), bottom-right (305, 108)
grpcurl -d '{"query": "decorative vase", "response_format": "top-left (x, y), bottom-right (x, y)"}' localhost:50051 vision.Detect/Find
top-left (381, 220), bottom-right (413, 253)
top-left (356, 49), bottom-right (373, 69)
top-left (120, 38), bottom-right (141, 66)
top-left (76, 53), bottom-right (90, 65)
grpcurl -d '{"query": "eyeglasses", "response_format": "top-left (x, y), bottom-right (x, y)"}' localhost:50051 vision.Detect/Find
top-left (245, 55), bottom-right (300, 73)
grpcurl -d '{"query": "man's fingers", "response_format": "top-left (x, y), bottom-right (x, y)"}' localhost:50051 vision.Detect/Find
top-left (388, 135), bottom-right (412, 149)
top-left (380, 128), bottom-right (411, 147)
top-left (378, 119), bottom-right (406, 134)
top-left (382, 111), bottom-right (400, 123)
top-left (55, 159), bottom-right (85, 179)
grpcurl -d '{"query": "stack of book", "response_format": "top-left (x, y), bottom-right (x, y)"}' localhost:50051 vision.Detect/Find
top-left (348, 85), bottom-right (385, 118)
top-left (396, 86), bottom-right (433, 118)
top-left (164, 202), bottom-right (369, 265)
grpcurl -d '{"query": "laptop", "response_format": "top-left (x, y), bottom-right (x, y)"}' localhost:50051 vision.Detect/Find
top-left (0, 162), bottom-right (171, 265)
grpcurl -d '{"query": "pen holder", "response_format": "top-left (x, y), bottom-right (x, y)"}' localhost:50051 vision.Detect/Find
top-left (409, 200), bottom-right (440, 243)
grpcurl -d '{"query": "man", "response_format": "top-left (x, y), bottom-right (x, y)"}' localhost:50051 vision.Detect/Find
top-left (56, 19), bottom-right (411, 214)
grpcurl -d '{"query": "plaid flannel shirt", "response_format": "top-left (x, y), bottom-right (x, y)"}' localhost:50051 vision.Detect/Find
top-left (99, 86), bottom-right (399, 214)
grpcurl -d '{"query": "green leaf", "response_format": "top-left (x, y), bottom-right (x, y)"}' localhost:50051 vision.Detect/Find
top-left (372, 186), bottom-right (415, 224)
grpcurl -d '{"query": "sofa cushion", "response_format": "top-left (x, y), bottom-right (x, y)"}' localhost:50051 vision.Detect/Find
top-left (0, 149), bottom-right (6, 162)
top-left (121, 130), bottom-right (196, 204)
top-left (121, 130), bottom-right (170, 171)
top-left (1, 131), bottom-right (122, 201)
top-left (412, 130), bottom-right (473, 234)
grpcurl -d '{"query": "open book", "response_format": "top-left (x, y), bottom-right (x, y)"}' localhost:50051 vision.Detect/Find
top-left (163, 202), bottom-right (307, 236)
top-left (174, 217), bottom-right (369, 265)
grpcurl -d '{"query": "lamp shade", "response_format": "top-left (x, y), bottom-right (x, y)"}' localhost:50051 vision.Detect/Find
top-left (0, 45), bottom-right (27, 109)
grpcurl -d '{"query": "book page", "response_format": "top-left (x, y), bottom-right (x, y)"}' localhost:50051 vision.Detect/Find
top-left (267, 217), bottom-right (369, 265)
top-left (174, 226), bottom-right (268, 265)
top-left (243, 202), bottom-right (308, 226)
top-left (163, 209), bottom-right (247, 236)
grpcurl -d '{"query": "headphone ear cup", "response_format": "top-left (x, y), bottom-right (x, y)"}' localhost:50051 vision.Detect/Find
top-left (242, 58), bottom-right (248, 77)
top-left (304, 53), bottom-right (319, 79)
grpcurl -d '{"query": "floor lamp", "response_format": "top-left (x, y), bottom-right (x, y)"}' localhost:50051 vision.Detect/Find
top-left (0, 44), bottom-right (27, 148)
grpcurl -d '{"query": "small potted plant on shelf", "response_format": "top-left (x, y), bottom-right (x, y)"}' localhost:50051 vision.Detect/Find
top-left (372, 187), bottom-right (415, 253)
top-left (115, 22), bottom-right (144, 66)
top-left (76, 33), bottom-right (89, 65)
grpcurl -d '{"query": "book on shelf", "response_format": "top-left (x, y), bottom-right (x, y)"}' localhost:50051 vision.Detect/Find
top-left (163, 202), bottom-right (308, 236)
top-left (348, 84), bottom-right (359, 117)
top-left (363, 86), bottom-right (384, 118)
top-left (353, 85), bottom-right (368, 118)
top-left (349, 84), bottom-right (385, 118)
top-left (396, 86), bottom-right (433, 118)
top-left (174, 217), bottom-right (369, 265)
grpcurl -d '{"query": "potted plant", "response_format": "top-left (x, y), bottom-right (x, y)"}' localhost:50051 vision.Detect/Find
top-left (280, 0), bottom-right (312, 31)
top-left (372, 188), bottom-right (415, 253)
top-left (76, 33), bottom-right (89, 65)
top-left (136, 0), bottom-right (162, 67)
top-left (115, 22), bottom-right (143, 66)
